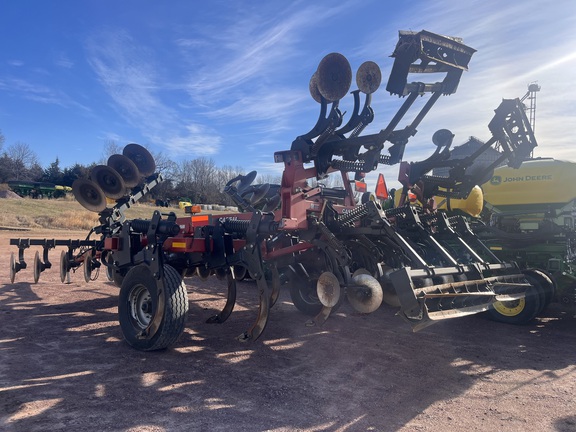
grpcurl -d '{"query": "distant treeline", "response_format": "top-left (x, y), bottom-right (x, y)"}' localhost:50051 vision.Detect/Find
top-left (0, 132), bottom-right (280, 205)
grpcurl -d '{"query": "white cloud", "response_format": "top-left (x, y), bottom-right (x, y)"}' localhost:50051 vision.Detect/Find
top-left (354, 0), bottom-right (576, 186)
top-left (55, 53), bottom-right (74, 69)
top-left (0, 76), bottom-right (89, 111)
top-left (85, 29), bottom-right (222, 156)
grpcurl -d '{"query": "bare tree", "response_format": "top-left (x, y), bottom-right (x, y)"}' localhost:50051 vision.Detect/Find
top-left (256, 172), bottom-right (282, 185)
top-left (175, 159), bottom-right (194, 184)
top-left (7, 141), bottom-right (39, 168)
top-left (218, 165), bottom-right (246, 188)
top-left (189, 157), bottom-right (218, 202)
top-left (151, 150), bottom-right (178, 179)
top-left (100, 140), bottom-right (123, 164)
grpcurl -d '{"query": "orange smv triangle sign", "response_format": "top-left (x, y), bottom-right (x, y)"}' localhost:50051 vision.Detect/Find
top-left (375, 173), bottom-right (389, 200)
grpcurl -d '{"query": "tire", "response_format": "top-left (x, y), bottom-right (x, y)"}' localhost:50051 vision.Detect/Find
top-left (289, 278), bottom-right (323, 316)
top-left (118, 264), bottom-right (189, 351)
top-left (523, 269), bottom-right (556, 312)
top-left (486, 284), bottom-right (541, 325)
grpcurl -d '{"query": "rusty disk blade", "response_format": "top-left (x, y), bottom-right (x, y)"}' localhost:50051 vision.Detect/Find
top-left (348, 273), bottom-right (383, 314)
top-left (123, 143), bottom-right (156, 177)
top-left (233, 265), bottom-right (248, 281)
top-left (108, 154), bottom-right (140, 188)
top-left (33, 251), bottom-right (42, 284)
top-left (90, 165), bottom-right (126, 200)
top-left (72, 178), bottom-right (107, 213)
top-left (316, 271), bottom-right (341, 308)
top-left (309, 72), bottom-right (322, 103)
top-left (356, 61), bottom-right (382, 94)
top-left (215, 267), bottom-right (228, 281)
top-left (316, 53), bottom-right (352, 102)
top-left (84, 253), bottom-right (92, 283)
top-left (60, 250), bottom-right (69, 284)
top-left (9, 252), bottom-right (16, 284)
top-left (196, 266), bottom-right (211, 280)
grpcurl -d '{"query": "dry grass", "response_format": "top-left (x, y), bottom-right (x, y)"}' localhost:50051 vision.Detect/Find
top-left (0, 196), bottom-right (191, 231)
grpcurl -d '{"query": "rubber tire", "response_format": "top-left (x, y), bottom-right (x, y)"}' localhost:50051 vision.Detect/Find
top-left (523, 269), bottom-right (555, 313)
top-left (486, 284), bottom-right (541, 325)
top-left (118, 264), bottom-right (189, 351)
top-left (289, 278), bottom-right (323, 316)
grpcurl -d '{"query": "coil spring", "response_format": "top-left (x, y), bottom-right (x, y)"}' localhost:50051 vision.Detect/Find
top-left (316, 221), bottom-right (346, 252)
top-left (418, 212), bottom-right (437, 223)
top-left (223, 219), bottom-right (250, 234)
top-left (447, 216), bottom-right (461, 225)
top-left (338, 203), bottom-right (369, 226)
top-left (311, 125), bottom-right (336, 154)
top-left (331, 159), bottom-right (365, 172)
top-left (131, 219), bottom-right (150, 233)
top-left (350, 120), bottom-right (366, 138)
top-left (422, 174), bottom-right (449, 182)
top-left (379, 155), bottom-right (391, 165)
top-left (447, 216), bottom-right (465, 231)
top-left (384, 206), bottom-right (410, 218)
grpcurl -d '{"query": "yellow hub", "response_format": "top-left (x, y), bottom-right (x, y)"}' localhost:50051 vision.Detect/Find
top-left (493, 298), bottom-right (526, 316)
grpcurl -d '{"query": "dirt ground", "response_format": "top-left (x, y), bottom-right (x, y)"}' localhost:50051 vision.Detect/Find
top-left (1, 229), bottom-right (575, 432)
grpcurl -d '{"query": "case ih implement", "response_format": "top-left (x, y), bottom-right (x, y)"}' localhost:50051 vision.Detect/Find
top-left (9, 30), bottom-right (553, 351)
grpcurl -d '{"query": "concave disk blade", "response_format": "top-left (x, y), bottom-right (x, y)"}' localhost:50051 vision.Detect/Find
top-left (309, 72), bottom-right (322, 103)
top-left (108, 154), bottom-right (140, 188)
top-left (356, 61), bottom-right (382, 94)
top-left (90, 165), bottom-right (126, 199)
top-left (33, 251), bottom-right (42, 284)
top-left (123, 143), bottom-right (156, 177)
top-left (316, 53), bottom-right (352, 102)
top-left (72, 178), bottom-right (107, 212)
top-left (237, 171), bottom-right (257, 193)
top-left (316, 271), bottom-right (341, 308)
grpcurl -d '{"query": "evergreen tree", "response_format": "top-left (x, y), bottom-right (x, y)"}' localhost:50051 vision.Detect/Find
top-left (43, 158), bottom-right (64, 184)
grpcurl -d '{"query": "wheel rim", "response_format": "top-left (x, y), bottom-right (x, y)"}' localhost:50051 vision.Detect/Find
top-left (128, 284), bottom-right (154, 329)
top-left (493, 298), bottom-right (526, 316)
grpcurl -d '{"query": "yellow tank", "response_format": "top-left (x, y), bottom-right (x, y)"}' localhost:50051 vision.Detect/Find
top-left (436, 185), bottom-right (484, 217)
top-left (482, 158), bottom-right (576, 211)
top-left (393, 185), bottom-right (484, 217)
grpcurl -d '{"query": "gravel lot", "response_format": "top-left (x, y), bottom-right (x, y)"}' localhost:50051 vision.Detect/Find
top-left (1, 229), bottom-right (575, 431)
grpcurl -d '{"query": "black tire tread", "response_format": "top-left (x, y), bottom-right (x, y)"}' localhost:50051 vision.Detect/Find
top-left (148, 265), bottom-right (189, 351)
top-left (119, 264), bottom-right (188, 351)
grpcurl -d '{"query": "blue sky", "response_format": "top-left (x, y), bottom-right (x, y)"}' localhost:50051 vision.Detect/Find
top-left (1, 0), bottom-right (575, 189)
